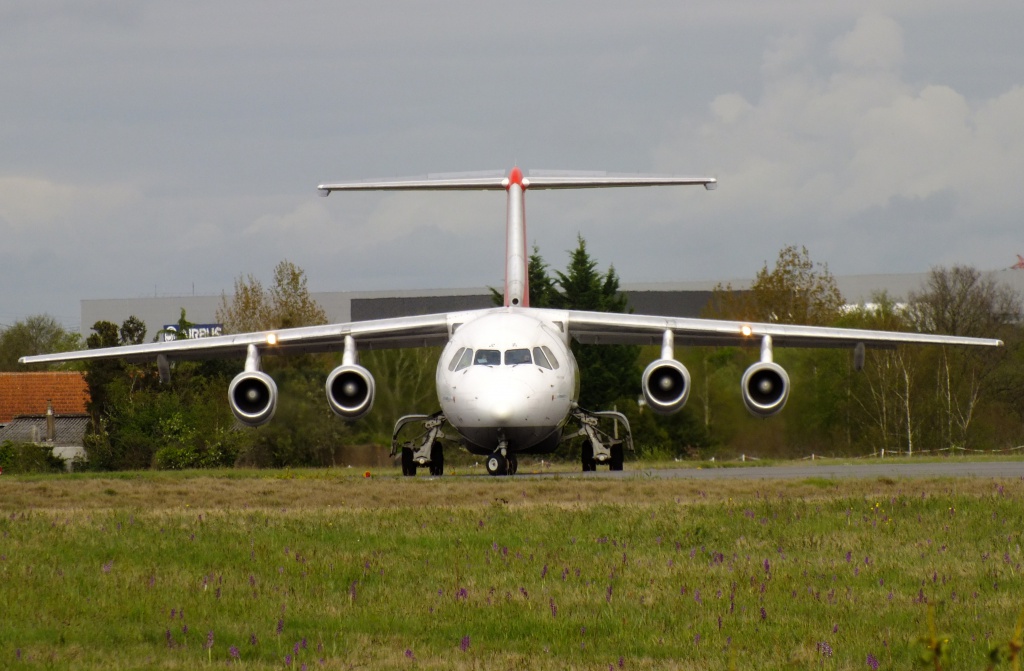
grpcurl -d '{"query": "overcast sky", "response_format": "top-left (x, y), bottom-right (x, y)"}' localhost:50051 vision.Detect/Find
top-left (2, 1), bottom-right (1023, 331)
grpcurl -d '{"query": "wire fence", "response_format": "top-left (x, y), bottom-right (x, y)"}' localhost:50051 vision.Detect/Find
top-left (706, 444), bottom-right (1024, 463)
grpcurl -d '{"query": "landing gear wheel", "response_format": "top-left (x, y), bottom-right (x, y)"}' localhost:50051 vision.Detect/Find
top-left (507, 455), bottom-right (518, 475)
top-left (610, 444), bottom-right (624, 471)
top-left (581, 440), bottom-right (596, 472)
top-left (401, 447), bottom-right (417, 477)
top-left (486, 452), bottom-right (508, 476)
top-left (428, 441), bottom-right (444, 476)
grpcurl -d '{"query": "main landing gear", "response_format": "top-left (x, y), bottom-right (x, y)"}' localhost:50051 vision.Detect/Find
top-left (392, 412), bottom-right (447, 477)
top-left (565, 407), bottom-right (633, 473)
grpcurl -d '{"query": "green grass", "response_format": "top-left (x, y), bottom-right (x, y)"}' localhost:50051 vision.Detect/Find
top-left (1, 469), bottom-right (1023, 669)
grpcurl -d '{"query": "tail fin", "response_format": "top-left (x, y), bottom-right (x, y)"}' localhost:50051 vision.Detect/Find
top-left (317, 168), bottom-right (717, 309)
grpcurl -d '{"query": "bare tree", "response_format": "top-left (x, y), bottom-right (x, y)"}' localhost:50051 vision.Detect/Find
top-left (907, 266), bottom-right (1021, 448)
top-left (216, 260), bottom-right (327, 333)
top-left (707, 245), bottom-right (845, 325)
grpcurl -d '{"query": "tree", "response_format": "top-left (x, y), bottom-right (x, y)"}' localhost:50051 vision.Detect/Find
top-left (841, 293), bottom-right (919, 453)
top-left (907, 266), bottom-right (1022, 449)
top-left (550, 235), bottom-right (639, 409)
top-left (82, 313), bottom-right (244, 471)
top-left (707, 245), bottom-right (845, 325)
top-left (217, 260), bottom-right (327, 333)
top-left (0, 315), bottom-right (82, 370)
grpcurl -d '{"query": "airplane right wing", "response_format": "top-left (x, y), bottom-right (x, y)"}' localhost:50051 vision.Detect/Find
top-left (564, 310), bottom-right (1004, 349)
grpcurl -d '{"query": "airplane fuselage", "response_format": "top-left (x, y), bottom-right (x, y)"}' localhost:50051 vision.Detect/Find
top-left (436, 309), bottom-right (579, 455)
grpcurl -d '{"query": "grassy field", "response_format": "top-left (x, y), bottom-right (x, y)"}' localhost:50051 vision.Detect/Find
top-left (1, 465), bottom-right (1023, 670)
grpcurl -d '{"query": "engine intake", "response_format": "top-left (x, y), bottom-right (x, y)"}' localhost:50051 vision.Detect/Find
top-left (228, 371), bottom-right (278, 426)
top-left (326, 364), bottom-right (376, 419)
top-left (641, 359), bottom-right (691, 415)
top-left (741, 362), bottom-right (790, 417)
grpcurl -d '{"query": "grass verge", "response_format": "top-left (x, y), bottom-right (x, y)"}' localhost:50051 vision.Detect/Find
top-left (1, 467), bottom-right (1022, 669)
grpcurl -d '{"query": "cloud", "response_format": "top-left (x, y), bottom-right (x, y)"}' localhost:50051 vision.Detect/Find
top-left (0, 176), bottom-right (138, 230)
top-left (663, 12), bottom-right (1024, 231)
top-left (830, 13), bottom-right (904, 71)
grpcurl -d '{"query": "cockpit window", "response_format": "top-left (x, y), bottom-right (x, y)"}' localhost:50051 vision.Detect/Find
top-left (541, 346), bottom-right (560, 369)
top-left (448, 347), bottom-right (466, 371)
top-left (455, 348), bottom-right (473, 371)
top-left (504, 349), bottom-right (532, 366)
top-left (532, 346), bottom-right (552, 370)
top-left (474, 349), bottom-right (501, 366)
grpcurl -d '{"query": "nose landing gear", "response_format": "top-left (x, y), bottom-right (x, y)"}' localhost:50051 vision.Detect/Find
top-left (485, 439), bottom-right (518, 476)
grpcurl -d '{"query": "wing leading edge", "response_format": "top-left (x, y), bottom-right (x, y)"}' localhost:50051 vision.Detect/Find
top-left (19, 312), bottom-right (455, 366)
top-left (564, 310), bottom-right (1004, 349)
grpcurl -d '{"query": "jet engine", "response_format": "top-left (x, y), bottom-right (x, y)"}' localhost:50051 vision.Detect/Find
top-left (641, 359), bottom-right (691, 415)
top-left (740, 361), bottom-right (790, 417)
top-left (326, 364), bottom-right (376, 420)
top-left (228, 371), bottom-right (278, 427)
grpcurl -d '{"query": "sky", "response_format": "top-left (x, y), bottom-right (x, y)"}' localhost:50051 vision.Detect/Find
top-left (2, 1), bottom-right (1023, 331)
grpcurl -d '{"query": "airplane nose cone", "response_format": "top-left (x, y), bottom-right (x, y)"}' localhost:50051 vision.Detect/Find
top-left (475, 379), bottom-right (533, 425)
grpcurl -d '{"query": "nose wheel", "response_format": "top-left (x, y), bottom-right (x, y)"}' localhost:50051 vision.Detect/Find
top-left (485, 452), bottom-right (518, 476)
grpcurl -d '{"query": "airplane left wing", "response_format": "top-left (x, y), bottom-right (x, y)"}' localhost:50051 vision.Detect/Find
top-left (564, 310), bottom-right (1004, 349)
top-left (18, 313), bottom-right (454, 366)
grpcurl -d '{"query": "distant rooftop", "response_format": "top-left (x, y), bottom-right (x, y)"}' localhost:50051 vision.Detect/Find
top-left (0, 372), bottom-right (90, 424)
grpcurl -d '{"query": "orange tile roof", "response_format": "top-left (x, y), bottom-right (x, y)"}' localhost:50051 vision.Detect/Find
top-left (0, 372), bottom-right (90, 423)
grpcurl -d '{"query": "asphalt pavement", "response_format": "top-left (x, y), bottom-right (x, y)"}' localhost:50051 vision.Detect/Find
top-left (579, 460), bottom-right (1024, 480)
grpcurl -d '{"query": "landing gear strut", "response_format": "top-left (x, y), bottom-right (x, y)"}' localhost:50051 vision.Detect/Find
top-left (392, 412), bottom-right (447, 477)
top-left (565, 407), bottom-right (632, 473)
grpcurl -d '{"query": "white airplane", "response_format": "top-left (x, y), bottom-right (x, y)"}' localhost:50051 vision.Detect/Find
top-left (22, 167), bottom-right (1003, 476)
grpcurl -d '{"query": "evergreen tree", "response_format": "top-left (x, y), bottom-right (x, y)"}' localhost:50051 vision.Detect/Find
top-left (550, 235), bottom-right (639, 409)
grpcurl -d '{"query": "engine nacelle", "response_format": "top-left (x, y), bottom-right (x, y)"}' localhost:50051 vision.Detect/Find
top-left (641, 358), bottom-right (691, 415)
top-left (741, 361), bottom-right (790, 417)
top-left (326, 364), bottom-right (375, 420)
top-left (228, 371), bottom-right (278, 427)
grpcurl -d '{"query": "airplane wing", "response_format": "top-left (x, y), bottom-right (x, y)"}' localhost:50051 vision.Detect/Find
top-left (18, 313), bottom-right (453, 366)
top-left (564, 310), bottom-right (1004, 349)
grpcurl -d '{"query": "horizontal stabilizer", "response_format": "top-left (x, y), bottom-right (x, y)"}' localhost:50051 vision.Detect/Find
top-left (318, 169), bottom-right (716, 195)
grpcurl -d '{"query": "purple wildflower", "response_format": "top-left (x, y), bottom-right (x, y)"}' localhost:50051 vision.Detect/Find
top-left (206, 630), bottom-right (214, 649)
top-left (102, 560), bottom-right (113, 574)
top-left (165, 629), bottom-right (174, 648)
top-left (405, 649), bottom-right (414, 659)
top-left (229, 645), bottom-right (240, 659)
top-left (250, 633), bottom-right (258, 646)
top-left (285, 654), bottom-right (292, 666)
top-left (817, 641), bottom-right (833, 658)
top-left (867, 653), bottom-right (879, 669)
top-left (550, 598), bottom-right (558, 618)
top-left (276, 619), bottom-right (284, 635)
top-left (460, 635), bottom-right (471, 652)
top-left (606, 585), bottom-right (613, 603)
top-left (760, 607), bottom-right (767, 621)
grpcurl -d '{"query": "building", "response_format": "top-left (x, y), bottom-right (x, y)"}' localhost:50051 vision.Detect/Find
top-left (0, 372), bottom-right (90, 469)
top-left (77, 270), bottom-right (1024, 337)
